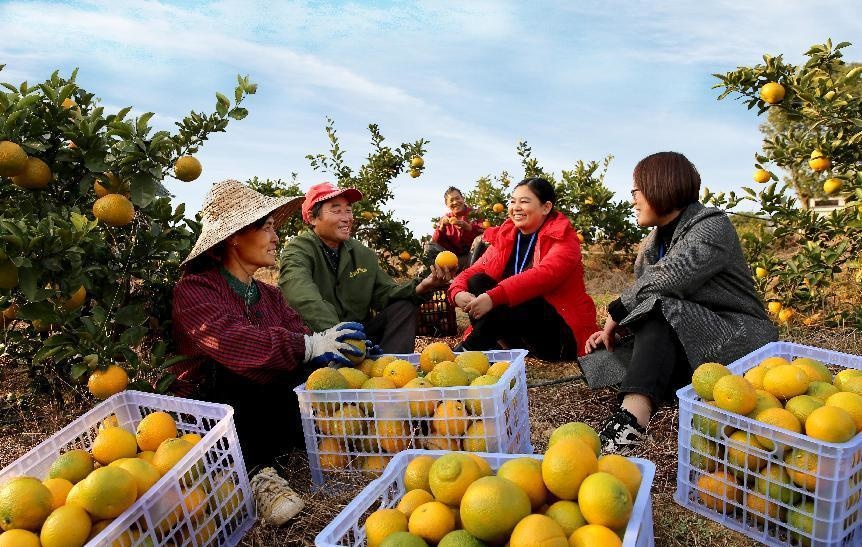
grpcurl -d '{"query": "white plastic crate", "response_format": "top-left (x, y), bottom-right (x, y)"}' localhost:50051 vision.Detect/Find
top-left (0, 390), bottom-right (255, 546)
top-left (314, 449), bottom-right (656, 547)
top-left (675, 341), bottom-right (862, 546)
top-left (294, 349), bottom-right (532, 486)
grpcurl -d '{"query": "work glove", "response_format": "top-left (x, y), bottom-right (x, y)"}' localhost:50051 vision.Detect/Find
top-left (365, 340), bottom-right (383, 358)
top-left (304, 321), bottom-right (366, 368)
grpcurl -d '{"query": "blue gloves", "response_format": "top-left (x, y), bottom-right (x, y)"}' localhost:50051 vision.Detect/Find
top-left (365, 340), bottom-right (383, 358)
top-left (304, 321), bottom-right (366, 367)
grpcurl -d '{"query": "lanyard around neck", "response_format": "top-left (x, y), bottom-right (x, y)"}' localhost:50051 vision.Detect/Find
top-left (515, 232), bottom-right (538, 274)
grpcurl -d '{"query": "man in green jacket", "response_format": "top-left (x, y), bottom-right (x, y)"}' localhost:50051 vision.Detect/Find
top-left (280, 182), bottom-right (452, 354)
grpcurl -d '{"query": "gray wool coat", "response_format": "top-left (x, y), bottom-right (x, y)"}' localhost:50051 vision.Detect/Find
top-left (580, 202), bottom-right (778, 388)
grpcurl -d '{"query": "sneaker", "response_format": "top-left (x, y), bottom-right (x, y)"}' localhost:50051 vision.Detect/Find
top-left (599, 408), bottom-right (646, 454)
top-left (251, 467), bottom-right (305, 526)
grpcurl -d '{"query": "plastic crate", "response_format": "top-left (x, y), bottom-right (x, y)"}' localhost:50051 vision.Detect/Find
top-left (416, 289), bottom-right (458, 337)
top-left (295, 349), bottom-right (532, 487)
top-left (675, 341), bottom-right (862, 547)
top-left (314, 449), bottom-right (656, 547)
top-left (0, 390), bottom-right (255, 546)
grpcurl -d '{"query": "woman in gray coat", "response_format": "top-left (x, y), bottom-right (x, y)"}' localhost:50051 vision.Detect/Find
top-left (582, 151), bottom-right (777, 453)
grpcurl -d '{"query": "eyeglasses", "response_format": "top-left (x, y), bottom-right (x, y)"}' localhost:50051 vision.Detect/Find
top-left (630, 188), bottom-right (641, 198)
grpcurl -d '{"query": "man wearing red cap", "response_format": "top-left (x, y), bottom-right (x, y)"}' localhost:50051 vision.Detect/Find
top-left (280, 182), bottom-right (452, 353)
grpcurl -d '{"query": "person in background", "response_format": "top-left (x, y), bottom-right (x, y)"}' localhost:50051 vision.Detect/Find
top-left (581, 152), bottom-right (777, 453)
top-left (280, 182), bottom-right (453, 354)
top-left (448, 177), bottom-right (599, 361)
top-left (172, 179), bottom-right (368, 526)
top-left (424, 186), bottom-right (485, 270)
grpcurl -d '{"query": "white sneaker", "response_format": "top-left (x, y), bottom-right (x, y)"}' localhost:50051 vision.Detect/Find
top-left (250, 467), bottom-right (305, 526)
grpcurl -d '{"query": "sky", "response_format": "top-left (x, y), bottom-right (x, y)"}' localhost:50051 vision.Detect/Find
top-left (2, 0), bottom-right (861, 235)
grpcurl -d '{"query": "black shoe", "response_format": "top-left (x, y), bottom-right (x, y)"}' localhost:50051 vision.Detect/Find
top-left (599, 408), bottom-right (646, 454)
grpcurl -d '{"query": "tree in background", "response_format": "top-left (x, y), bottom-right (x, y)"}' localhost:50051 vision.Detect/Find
top-left (0, 67), bottom-right (256, 401)
top-left (711, 39), bottom-right (861, 327)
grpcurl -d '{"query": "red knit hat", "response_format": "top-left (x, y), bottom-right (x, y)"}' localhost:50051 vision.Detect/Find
top-left (301, 182), bottom-right (363, 223)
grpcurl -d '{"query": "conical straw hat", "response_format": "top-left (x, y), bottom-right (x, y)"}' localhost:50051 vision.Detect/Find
top-left (182, 179), bottom-right (303, 265)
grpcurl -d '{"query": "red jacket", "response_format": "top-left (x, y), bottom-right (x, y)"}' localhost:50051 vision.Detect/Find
top-left (448, 211), bottom-right (598, 356)
top-left (433, 207), bottom-right (484, 255)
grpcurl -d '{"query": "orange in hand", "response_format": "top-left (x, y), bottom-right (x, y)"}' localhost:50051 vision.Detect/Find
top-left (435, 251), bottom-right (458, 270)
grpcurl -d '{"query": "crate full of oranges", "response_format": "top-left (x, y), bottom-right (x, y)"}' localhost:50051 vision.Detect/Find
top-left (315, 435), bottom-right (656, 546)
top-left (294, 345), bottom-right (532, 487)
top-left (675, 341), bottom-right (862, 546)
top-left (0, 391), bottom-right (253, 547)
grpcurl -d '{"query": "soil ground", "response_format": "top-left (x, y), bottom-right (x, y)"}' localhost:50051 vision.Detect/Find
top-left (1, 266), bottom-right (860, 546)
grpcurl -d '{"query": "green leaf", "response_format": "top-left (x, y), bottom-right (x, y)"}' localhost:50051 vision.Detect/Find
top-left (18, 301), bottom-right (60, 323)
top-left (113, 303), bottom-right (147, 326)
top-left (130, 172), bottom-right (158, 208)
top-left (155, 373), bottom-right (176, 393)
top-left (215, 100), bottom-right (228, 117)
top-left (227, 107), bottom-right (248, 120)
top-left (70, 362), bottom-right (90, 379)
top-left (128, 380), bottom-right (154, 392)
top-left (136, 112), bottom-right (155, 135)
top-left (83, 149), bottom-right (108, 172)
top-left (15, 94), bottom-right (40, 110)
top-left (216, 92), bottom-right (230, 106)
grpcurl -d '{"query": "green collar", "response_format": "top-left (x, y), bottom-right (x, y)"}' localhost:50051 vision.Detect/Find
top-left (219, 267), bottom-right (260, 307)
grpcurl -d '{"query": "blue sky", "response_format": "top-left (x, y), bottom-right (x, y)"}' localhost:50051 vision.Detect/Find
top-left (2, 0), bottom-right (861, 234)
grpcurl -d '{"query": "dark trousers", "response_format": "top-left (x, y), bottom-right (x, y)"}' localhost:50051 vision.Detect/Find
top-left (209, 367), bottom-right (306, 471)
top-left (365, 299), bottom-right (419, 354)
top-left (619, 306), bottom-right (692, 406)
top-left (462, 273), bottom-right (578, 361)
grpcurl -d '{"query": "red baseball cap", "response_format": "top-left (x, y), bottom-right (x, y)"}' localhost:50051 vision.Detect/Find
top-left (301, 182), bottom-right (363, 223)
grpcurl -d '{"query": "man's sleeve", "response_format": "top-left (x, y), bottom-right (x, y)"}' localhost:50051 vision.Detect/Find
top-left (279, 240), bottom-right (341, 332)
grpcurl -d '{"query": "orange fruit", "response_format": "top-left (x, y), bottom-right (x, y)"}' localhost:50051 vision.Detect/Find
top-left (402, 377), bottom-right (437, 417)
top-left (11, 157), bottom-right (52, 189)
top-left (0, 141), bottom-right (28, 177)
top-left (541, 438), bottom-right (598, 500)
top-left (42, 478), bottom-right (73, 510)
top-left (92, 194), bottom-right (135, 226)
top-left (746, 389), bottom-right (782, 419)
top-left (408, 501), bottom-right (455, 545)
top-left (743, 366), bottom-right (768, 390)
top-left (784, 449), bottom-right (819, 491)
top-left (432, 400), bottom-right (470, 436)
top-left (91, 426), bottom-right (138, 465)
top-left (509, 514), bottom-right (568, 547)
top-left (465, 454), bottom-right (493, 477)
top-left (486, 361), bottom-right (510, 377)
top-left (754, 464), bottom-right (800, 505)
top-left (151, 437), bottom-right (195, 475)
top-left (306, 366), bottom-right (350, 390)
top-left (419, 342), bottom-right (456, 374)
top-left (459, 476), bottom-right (532, 544)
top-left (806, 381), bottom-right (839, 402)
top-left (577, 472), bottom-right (632, 529)
top-left (792, 357), bottom-right (832, 383)
top-left (808, 150), bottom-right (830, 172)
top-left (428, 454), bottom-right (482, 506)
top-left (338, 366), bottom-right (369, 389)
top-left (752, 169), bottom-right (771, 183)
top-left (759, 356), bottom-right (790, 370)
top-left (87, 364), bottom-right (129, 400)
top-left (427, 360), bottom-right (469, 387)
top-left (785, 395), bottom-right (824, 424)
top-left (754, 408), bottom-right (801, 450)
top-left (437, 530), bottom-right (486, 546)
top-left (399, 251), bottom-right (412, 260)
top-left (380, 532), bottom-right (429, 547)
top-left (397, 489), bottom-right (434, 518)
top-left (0, 529), bottom-right (41, 547)
top-left (568, 524), bottom-right (622, 547)
top-left (464, 374), bottom-right (498, 415)
top-left (712, 375), bottom-right (757, 415)
top-left (696, 470), bottom-right (740, 513)
top-left (174, 156), bottom-right (202, 182)
top-left (135, 411), bottom-right (178, 452)
top-left (317, 404), bottom-right (365, 436)
top-left (762, 364), bottom-right (810, 400)
top-left (39, 504), bottom-right (93, 547)
top-left (48, 450), bottom-right (94, 484)
top-left (548, 422), bottom-right (601, 457)
top-left (455, 351), bottom-right (490, 375)
top-left (726, 430), bottom-right (767, 474)
top-left (823, 177), bottom-right (843, 195)
top-left (805, 405), bottom-right (856, 443)
top-left (365, 508), bottom-right (408, 547)
top-left (60, 285), bottom-right (87, 311)
top-left (767, 301), bottom-right (783, 315)
top-left (745, 491), bottom-right (782, 524)
top-left (496, 458), bottom-right (548, 510)
top-left (691, 362), bottom-right (730, 401)
top-left (688, 434), bottom-right (722, 472)
top-left (376, 420), bottom-right (411, 453)
top-left (597, 454), bottom-right (642, 501)
top-left (423, 436), bottom-right (462, 451)
top-left (66, 466), bottom-right (137, 520)
top-left (544, 500), bottom-right (586, 537)
top-left (435, 251), bottom-right (459, 270)
top-left (318, 438), bottom-right (348, 470)
top-left (383, 359), bottom-right (418, 387)
top-left (0, 477), bottom-right (54, 531)
top-left (834, 369), bottom-right (862, 391)
top-left (825, 391), bottom-right (862, 432)
top-left (760, 82), bottom-right (785, 104)
top-left (462, 420), bottom-right (492, 452)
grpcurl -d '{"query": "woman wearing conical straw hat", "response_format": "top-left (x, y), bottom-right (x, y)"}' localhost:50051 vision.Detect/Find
top-left (171, 179), bottom-right (368, 526)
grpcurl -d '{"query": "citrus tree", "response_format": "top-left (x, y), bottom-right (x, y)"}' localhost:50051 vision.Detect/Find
top-left (304, 118), bottom-right (429, 276)
top-left (0, 67), bottom-right (257, 401)
top-left (464, 140), bottom-right (646, 264)
top-left (711, 38), bottom-right (862, 327)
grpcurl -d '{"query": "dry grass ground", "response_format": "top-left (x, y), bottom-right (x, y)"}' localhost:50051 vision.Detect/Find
top-left (2, 265), bottom-right (860, 546)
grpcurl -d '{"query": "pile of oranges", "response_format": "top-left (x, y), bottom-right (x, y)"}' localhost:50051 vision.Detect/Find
top-left (305, 344), bottom-right (521, 473)
top-left (362, 422), bottom-right (644, 547)
top-left (687, 356), bottom-right (862, 542)
top-left (0, 412), bottom-right (241, 547)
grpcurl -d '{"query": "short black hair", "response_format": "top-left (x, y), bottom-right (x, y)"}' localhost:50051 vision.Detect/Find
top-left (633, 152), bottom-right (701, 216)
